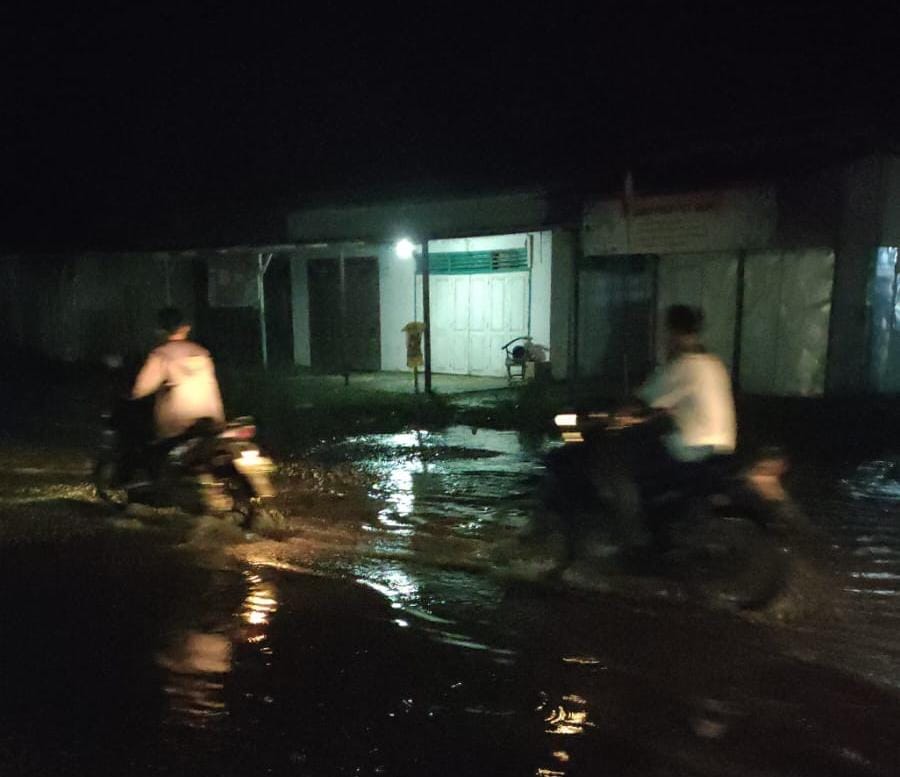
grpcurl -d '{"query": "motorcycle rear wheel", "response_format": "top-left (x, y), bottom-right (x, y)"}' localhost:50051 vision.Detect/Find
top-left (92, 458), bottom-right (128, 507)
top-left (670, 513), bottom-right (789, 609)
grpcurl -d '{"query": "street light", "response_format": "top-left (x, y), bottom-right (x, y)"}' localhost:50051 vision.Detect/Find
top-left (394, 238), bottom-right (416, 260)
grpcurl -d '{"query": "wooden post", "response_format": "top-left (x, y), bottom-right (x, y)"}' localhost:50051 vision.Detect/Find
top-left (568, 226), bottom-right (582, 405)
top-left (339, 250), bottom-right (349, 386)
top-left (732, 249), bottom-right (746, 392)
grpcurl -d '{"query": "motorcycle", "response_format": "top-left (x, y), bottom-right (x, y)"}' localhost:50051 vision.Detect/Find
top-left (93, 397), bottom-right (278, 524)
top-left (533, 410), bottom-right (799, 609)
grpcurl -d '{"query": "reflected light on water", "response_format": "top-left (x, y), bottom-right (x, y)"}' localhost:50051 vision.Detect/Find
top-left (844, 588), bottom-right (900, 597)
top-left (358, 565), bottom-right (420, 608)
top-left (545, 705), bottom-right (592, 735)
top-left (157, 631), bottom-right (232, 727)
top-left (851, 572), bottom-right (900, 580)
top-left (536, 749), bottom-right (571, 776)
top-left (843, 459), bottom-right (900, 501)
top-left (243, 570), bottom-right (279, 634)
top-left (389, 431), bottom-right (431, 448)
top-left (359, 430), bottom-right (434, 531)
top-left (377, 460), bottom-right (423, 529)
top-left (561, 656), bottom-right (604, 666)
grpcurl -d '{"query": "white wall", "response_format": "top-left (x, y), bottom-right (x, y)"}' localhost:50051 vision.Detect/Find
top-left (288, 242), bottom-right (416, 372)
top-left (583, 187), bottom-right (777, 256)
top-left (289, 232), bottom-right (554, 374)
top-left (379, 244), bottom-right (417, 371)
top-left (429, 234), bottom-right (531, 253)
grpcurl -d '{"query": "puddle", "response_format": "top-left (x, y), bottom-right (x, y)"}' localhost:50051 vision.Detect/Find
top-left (3, 431), bottom-right (900, 774)
top-left (842, 457), bottom-right (900, 501)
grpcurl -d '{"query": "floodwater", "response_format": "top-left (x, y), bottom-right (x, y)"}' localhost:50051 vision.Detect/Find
top-left (1, 430), bottom-right (900, 775)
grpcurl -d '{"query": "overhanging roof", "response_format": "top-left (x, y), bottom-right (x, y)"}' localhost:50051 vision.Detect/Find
top-left (286, 188), bottom-right (576, 243)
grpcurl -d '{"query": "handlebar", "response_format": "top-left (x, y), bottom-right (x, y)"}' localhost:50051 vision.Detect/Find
top-left (554, 408), bottom-right (667, 432)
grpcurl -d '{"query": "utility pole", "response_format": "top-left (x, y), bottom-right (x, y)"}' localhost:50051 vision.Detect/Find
top-left (421, 239), bottom-right (432, 394)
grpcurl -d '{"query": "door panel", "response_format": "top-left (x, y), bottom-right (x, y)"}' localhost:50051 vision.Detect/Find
top-left (490, 280), bottom-right (505, 331)
top-left (426, 270), bottom-right (530, 377)
top-left (507, 275), bottom-right (528, 333)
top-left (308, 257), bottom-right (381, 373)
top-left (468, 332), bottom-right (490, 373)
top-left (430, 276), bottom-right (454, 373)
top-left (577, 256), bottom-right (656, 392)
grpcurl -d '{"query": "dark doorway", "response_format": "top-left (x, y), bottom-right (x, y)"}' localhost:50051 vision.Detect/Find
top-left (577, 255), bottom-right (657, 395)
top-left (308, 257), bottom-right (381, 373)
top-left (264, 255), bottom-right (294, 367)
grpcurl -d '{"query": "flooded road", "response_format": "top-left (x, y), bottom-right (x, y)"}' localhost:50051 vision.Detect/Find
top-left (1, 429), bottom-right (899, 775)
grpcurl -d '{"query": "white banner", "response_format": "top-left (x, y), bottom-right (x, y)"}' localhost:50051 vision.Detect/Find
top-left (208, 256), bottom-right (258, 308)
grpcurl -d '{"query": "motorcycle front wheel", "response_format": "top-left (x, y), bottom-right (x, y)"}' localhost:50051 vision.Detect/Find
top-left (223, 471), bottom-right (286, 533)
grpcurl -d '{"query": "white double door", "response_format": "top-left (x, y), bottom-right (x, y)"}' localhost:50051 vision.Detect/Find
top-left (424, 272), bottom-right (529, 376)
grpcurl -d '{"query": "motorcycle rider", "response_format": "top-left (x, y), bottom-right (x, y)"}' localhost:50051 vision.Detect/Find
top-left (132, 306), bottom-right (225, 449)
top-left (628, 304), bottom-right (737, 493)
top-left (593, 305), bottom-right (736, 550)
top-left (546, 305), bottom-right (738, 565)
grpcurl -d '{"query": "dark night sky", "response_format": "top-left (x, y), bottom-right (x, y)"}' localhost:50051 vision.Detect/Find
top-left (1, 3), bottom-right (897, 251)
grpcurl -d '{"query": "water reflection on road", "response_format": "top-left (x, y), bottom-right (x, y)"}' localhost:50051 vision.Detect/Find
top-left (2, 430), bottom-right (900, 774)
top-left (281, 427), bottom-right (900, 774)
top-left (786, 452), bottom-right (900, 690)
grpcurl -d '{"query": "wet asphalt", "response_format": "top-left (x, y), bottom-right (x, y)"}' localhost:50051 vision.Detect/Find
top-left (1, 427), bottom-right (899, 776)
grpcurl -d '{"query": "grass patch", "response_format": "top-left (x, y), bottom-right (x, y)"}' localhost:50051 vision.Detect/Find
top-left (220, 369), bottom-right (456, 453)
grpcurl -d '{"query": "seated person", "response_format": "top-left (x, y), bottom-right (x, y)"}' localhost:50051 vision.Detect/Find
top-left (598, 305), bottom-right (736, 550)
top-left (632, 304), bottom-right (736, 494)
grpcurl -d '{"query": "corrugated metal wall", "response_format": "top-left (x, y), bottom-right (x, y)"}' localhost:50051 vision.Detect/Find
top-left (0, 254), bottom-right (196, 363)
top-left (740, 249), bottom-right (834, 396)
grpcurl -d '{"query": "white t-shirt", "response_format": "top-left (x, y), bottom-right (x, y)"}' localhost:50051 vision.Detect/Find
top-left (637, 352), bottom-right (737, 462)
top-left (132, 340), bottom-right (225, 439)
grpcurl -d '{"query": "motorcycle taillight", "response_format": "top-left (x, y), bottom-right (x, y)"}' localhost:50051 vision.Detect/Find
top-left (221, 425), bottom-right (256, 440)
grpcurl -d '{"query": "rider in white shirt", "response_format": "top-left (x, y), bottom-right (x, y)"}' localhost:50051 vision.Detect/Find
top-left (132, 307), bottom-right (225, 440)
top-left (637, 305), bottom-right (736, 464)
top-left (602, 305), bottom-right (737, 550)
